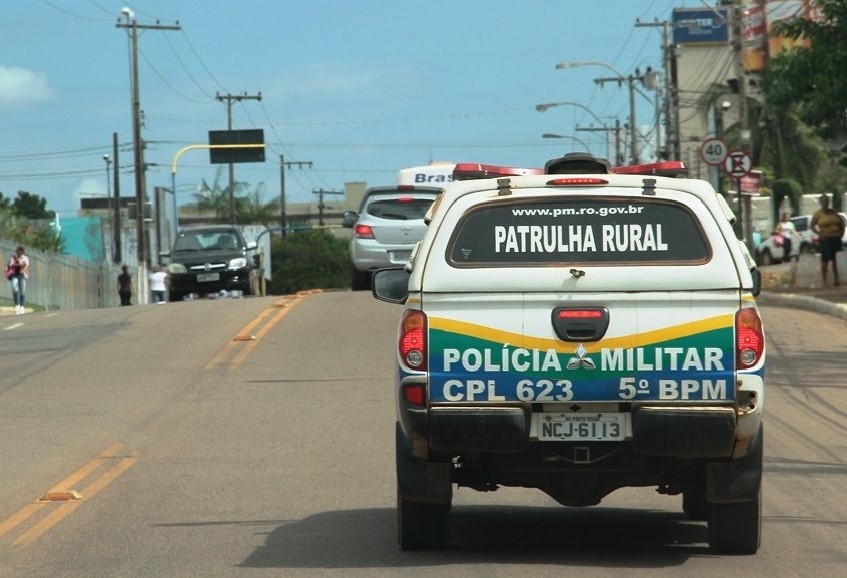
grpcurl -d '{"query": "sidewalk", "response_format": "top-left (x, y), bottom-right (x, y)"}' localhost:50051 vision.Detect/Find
top-left (757, 254), bottom-right (847, 321)
top-left (0, 306), bottom-right (32, 316)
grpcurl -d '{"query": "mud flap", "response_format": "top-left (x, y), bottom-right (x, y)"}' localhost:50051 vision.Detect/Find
top-left (396, 422), bottom-right (452, 503)
top-left (707, 425), bottom-right (763, 503)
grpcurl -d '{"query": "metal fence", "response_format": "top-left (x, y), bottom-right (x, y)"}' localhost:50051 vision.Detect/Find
top-left (1, 242), bottom-right (123, 311)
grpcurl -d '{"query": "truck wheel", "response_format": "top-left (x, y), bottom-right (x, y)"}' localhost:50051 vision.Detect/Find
top-left (682, 488), bottom-right (709, 521)
top-left (397, 489), bottom-right (449, 550)
top-left (707, 488), bottom-right (762, 554)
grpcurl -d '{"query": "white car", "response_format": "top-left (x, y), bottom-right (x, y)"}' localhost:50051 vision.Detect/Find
top-left (373, 153), bottom-right (765, 554)
top-left (755, 215), bottom-right (817, 265)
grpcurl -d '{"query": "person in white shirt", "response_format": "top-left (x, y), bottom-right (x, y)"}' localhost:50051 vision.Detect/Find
top-left (148, 265), bottom-right (169, 303)
top-left (774, 212), bottom-right (800, 263)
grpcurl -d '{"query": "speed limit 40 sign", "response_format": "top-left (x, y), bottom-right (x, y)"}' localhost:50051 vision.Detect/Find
top-left (700, 137), bottom-right (728, 166)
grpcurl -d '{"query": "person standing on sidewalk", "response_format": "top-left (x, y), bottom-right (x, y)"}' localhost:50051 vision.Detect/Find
top-left (811, 194), bottom-right (846, 287)
top-left (6, 246), bottom-right (30, 314)
top-left (775, 212), bottom-right (800, 263)
top-left (148, 265), bottom-right (168, 304)
top-left (117, 265), bottom-right (135, 306)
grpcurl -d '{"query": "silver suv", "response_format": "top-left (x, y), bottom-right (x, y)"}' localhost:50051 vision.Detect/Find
top-left (343, 186), bottom-right (440, 290)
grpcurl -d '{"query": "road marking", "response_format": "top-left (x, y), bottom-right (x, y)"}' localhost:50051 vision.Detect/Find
top-left (229, 302), bottom-right (296, 367)
top-left (0, 443), bottom-right (138, 548)
top-left (3, 323), bottom-right (24, 330)
top-left (205, 295), bottom-right (304, 370)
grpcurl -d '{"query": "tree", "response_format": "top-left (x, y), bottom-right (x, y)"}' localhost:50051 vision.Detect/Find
top-left (12, 191), bottom-right (54, 219)
top-left (0, 191), bottom-right (62, 252)
top-left (764, 0), bottom-right (847, 140)
top-left (193, 166), bottom-right (278, 226)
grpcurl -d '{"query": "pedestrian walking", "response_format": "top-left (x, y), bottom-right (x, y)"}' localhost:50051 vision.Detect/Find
top-left (810, 194), bottom-right (845, 287)
top-left (6, 246), bottom-right (30, 314)
top-left (117, 265), bottom-right (135, 306)
top-left (148, 265), bottom-right (168, 304)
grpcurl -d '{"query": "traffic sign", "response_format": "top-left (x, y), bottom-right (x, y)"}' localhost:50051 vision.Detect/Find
top-left (723, 149), bottom-right (752, 178)
top-left (700, 137), bottom-right (728, 166)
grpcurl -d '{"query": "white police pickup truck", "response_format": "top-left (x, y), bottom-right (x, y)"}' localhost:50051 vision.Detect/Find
top-left (373, 153), bottom-right (765, 554)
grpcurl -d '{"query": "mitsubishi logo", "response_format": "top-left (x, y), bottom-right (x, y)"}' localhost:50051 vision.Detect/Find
top-left (566, 343), bottom-right (596, 370)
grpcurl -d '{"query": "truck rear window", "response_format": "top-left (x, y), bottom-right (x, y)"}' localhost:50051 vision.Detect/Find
top-left (448, 198), bottom-right (710, 265)
top-left (366, 197), bottom-right (434, 221)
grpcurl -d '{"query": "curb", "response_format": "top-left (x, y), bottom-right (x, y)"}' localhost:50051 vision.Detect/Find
top-left (757, 292), bottom-right (847, 322)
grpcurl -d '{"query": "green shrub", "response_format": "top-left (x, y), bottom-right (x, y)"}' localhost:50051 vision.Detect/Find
top-left (770, 178), bottom-right (803, 225)
top-left (268, 230), bottom-right (349, 294)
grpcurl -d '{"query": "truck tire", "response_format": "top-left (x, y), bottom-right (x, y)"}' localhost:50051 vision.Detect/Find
top-left (707, 425), bottom-right (763, 554)
top-left (397, 490), bottom-right (449, 550)
top-left (707, 487), bottom-right (762, 554)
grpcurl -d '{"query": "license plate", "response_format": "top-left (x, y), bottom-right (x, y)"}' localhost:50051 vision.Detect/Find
top-left (391, 250), bottom-right (411, 263)
top-left (196, 272), bottom-right (220, 282)
top-left (536, 413), bottom-right (625, 441)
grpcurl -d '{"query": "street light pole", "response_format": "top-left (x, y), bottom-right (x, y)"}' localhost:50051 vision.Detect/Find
top-left (104, 153), bottom-right (112, 261)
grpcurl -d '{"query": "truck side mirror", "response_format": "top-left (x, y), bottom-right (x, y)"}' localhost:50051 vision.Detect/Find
top-left (372, 268), bottom-right (410, 304)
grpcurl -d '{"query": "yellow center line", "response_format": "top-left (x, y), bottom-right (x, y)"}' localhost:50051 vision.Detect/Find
top-left (229, 300), bottom-right (298, 367)
top-left (0, 443), bottom-right (128, 543)
top-left (205, 295), bottom-right (303, 371)
top-left (13, 450), bottom-right (140, 548)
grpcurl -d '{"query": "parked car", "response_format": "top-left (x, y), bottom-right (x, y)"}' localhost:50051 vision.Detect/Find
top-left (342, 186), bottom-right (441, 290)
top-left (164, 225), bottom-right (257, 301)
top-left (754, 215), bottom-right (817, 265)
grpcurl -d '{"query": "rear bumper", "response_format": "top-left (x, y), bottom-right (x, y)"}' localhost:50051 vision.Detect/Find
top-left (404, 403), bottom-right (743, 459)
top-left (630, 406), bottom-right (736, 458)
top-left (350, 240), bottom-right (416, 271)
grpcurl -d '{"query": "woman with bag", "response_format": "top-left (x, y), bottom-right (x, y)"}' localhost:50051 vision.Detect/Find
top-left (6, 246), bottom-right (30, 315)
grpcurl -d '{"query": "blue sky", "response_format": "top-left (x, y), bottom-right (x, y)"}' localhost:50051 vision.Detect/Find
top-left (1, 0), bottom-right (702, 217)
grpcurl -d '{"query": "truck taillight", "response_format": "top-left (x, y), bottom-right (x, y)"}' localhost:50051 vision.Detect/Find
top-left (354, 224), bottom-right (374, 239)
top-left (736, 308), bottom-right (764, 368)
top-left (399, 310), bottom-right (427, 370)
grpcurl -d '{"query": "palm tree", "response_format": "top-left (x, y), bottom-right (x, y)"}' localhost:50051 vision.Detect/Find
top-left (193, 166), bottom-right (279, 225)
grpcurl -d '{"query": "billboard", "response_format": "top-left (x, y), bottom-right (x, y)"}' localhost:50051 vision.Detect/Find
top-left (672, 8), bottom-right (730, 45)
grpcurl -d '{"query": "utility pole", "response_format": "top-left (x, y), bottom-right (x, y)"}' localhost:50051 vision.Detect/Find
top-left (112, 132), bottom-right (122, 264)
top-left (215, 92), bottom-right (262, 225)
top-left (594, 74), bottom-right (640, 164)
top-left (576, 120), bottom-right (621, 165)
top-left (731, 0), bottom-right (753, 247)
top-left (312, 189), bottom-right (344, 227)
top-left (116, 12), bottom-right (180, 267)
top-left (280, 155), bottom-right (313, 240)
top-left (635, 18), bottom-right (678, 160)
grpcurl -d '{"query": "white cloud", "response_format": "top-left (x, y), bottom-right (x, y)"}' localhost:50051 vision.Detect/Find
top-left (0, 65), bottom-right (55, 108)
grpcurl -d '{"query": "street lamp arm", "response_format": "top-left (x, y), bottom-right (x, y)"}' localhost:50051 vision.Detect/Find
top-left (556, 60), bottom-right (626, 79)
top-left (535, 100), bottom-right (607, 127)
top-left (542, 133), bottom-right (593, 151)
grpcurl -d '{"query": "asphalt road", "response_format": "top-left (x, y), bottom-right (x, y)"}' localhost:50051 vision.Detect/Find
top-left (0, 292), bottom-right (845, 577)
